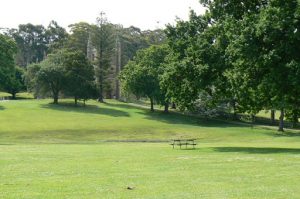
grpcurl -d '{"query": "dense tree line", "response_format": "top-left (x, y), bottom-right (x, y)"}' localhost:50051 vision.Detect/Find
top-left (0, 13), bottom-right (165, 104)
top-left (2, 1), bottom-right (298, 132)
top-left (120, 0), bottom-right (300, 131)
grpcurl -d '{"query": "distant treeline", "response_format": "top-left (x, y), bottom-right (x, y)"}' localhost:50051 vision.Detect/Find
top-left (0, 14), bottom-right (165, 103)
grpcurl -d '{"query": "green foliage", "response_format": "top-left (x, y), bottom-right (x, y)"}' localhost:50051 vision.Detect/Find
top-left (32, 49), bottom-right (97, 104)
top-left (162, 12), bottom-right (217, 110)
top-left (63, 51), bottom-right (97, 104)
top-left (200, 0), bottom-right (268, 20)
top-left (120, 45), bottom-right (169, 111)
top-left (45, 20), bottom-right (69, 53)
top-left (6, 21), bottom-right (68, 67)
top-left (8, 24), bottom-right (47, 67)
top-left (1, 66), bottom-right (26, 99)
top-left (67, 22), bottom-right (91, 56)
top-left (163, 0), bottom-right (300, 131)
top-left (25, 63), bottom-right (41, 97)
top-left (0, 33), bottom-right (17, 88)
top-left (90, 14), bottom-right (116, 102)
top-left (36, 54), bottom-right (66, 104)
top-left (225, 0), bottom-right (300, 129)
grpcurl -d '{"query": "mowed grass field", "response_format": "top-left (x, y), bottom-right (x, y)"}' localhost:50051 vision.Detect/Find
top-left (1, 99), bottom-right (300, 198)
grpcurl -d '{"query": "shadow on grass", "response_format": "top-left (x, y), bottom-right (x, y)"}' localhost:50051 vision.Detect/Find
top-left (213, 147), bottom-right (300, 154)
top-left (0, 106), bottom-right (5, 110)
top-left (87, 101), bottom-right (300, 137)
top-left (272, 131), bottom-right (300, 137)
top-left (256, 126), bottom-right (300, 137)
top-left (105, 101), bottom-right (256, 128)
top-left (104, 102), bottom-right (147, 110)
top-left (141, 111), bottom-right (248, 128)
top-left (40, 102), bottom-right (130, 117)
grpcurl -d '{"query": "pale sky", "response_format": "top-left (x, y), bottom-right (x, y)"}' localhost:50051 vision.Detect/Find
top-left (0, 0), bottom-right (205, 30)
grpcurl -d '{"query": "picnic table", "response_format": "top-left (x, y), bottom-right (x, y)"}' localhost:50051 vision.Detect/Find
top-left (170, 139), bottom-right (197, 149)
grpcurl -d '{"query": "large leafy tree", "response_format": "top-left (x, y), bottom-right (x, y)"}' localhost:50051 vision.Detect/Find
top-left (35, 53), bottom-right (66, 104)
top-left (67, 22), bottom-right (91, 56)
top-left (2, 66), bottom-right (25, 99)
top-left (120, 45), bottom-right (169, 112)
top-left (226, 0), bottom-right (300, 131)
top-left (45, 21), bottom-right (69, 53)
top-left (162, 11), bottom-right (216, 110)
top-left (63, 51), bottom-right (96, 105)
top-left (9, 24), bottom-right (47, 67)
top-left (6, 21), bottom-right (68, 68)
top-left (30, 49), bottom-right (96, 104)
top-left (0, 34), bottom-right (17, 89)
top-left (163, 0), bottom-right (300, 132)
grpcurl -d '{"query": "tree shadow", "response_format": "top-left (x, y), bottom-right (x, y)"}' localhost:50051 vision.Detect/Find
top-left (104, 102), bottom-right (300, 136)
top-left (213, 147), bottom-right (300, 154)
top-left (40, 102), bottom-right (130, 117)
top-left (105, 101), bottom-right (257, 128)
top-left (257, 126), bottom-right (300, 137)
top-left (0, 105), bottom-right (5, 110)
top-left (274, 131), bottom-right (300, 137)
top-left (141, 111), bottom-right (248, 128)
top-left (104, 102), bottom-right (148, 110)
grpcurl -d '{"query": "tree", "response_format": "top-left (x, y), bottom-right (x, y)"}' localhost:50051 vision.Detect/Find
top-left (67, 22), bottom-right (91, 56)
top-left (8, 24), bottom-right (47, 67)
top-left (5, 21), bottom-right (68, 68)
top-left (25, 63), bottom-right (41, 98)
top-left (63, 51), bottom-right (96, 105)
top-left (162, 11), bottom-right (216, 111)
top-left (226, 0), bottom-right (300, 131)
top-left (45, 20), bottom-right (68, 53)
top-left (30, 49), bottom-right (97, 105)
top-left (120, 45), bottom-right (169, 112)
top-left (2, 66), bottom-right (25, 99)
top-left (91, 12), bottom-right (115, 102)
top-left (35, 52), bottom-right (66, 104)
top-left (0, 34), bottom-right (17, 89)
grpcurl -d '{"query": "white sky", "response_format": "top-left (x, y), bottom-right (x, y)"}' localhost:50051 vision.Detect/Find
top-left (0, 0), bottom-right (205, 30)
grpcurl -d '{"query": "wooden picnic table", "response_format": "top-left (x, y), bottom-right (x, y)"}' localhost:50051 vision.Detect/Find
top-left (170, 139), bottom-right (197, 149)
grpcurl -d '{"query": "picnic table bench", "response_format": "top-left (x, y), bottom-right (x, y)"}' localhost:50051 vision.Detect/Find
top-left (170, 139), bottom-right (197, 149)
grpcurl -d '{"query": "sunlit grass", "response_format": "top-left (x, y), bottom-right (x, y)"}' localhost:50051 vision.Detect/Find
top-left (1, 99), bottom-right (300, 198)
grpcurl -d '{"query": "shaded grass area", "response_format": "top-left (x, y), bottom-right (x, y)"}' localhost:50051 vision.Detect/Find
top-left (213, 146), bottom-right (300, 154)
top-left (41, 103), bottom-right (130, 117)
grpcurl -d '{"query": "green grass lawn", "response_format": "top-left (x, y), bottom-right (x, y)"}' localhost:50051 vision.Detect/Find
top-left (1, 99), bottom-right (300, 198)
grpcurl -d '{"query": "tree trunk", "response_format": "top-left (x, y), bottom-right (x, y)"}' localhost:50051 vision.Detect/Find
top-left (75, 97), bottom-right (78, 106)
top-left (98, 86), bottom-right (104, 102)
top-left (150, 97), bottom-right (154, 112)
top-left (11, 92), bottom-right (16, 100)
top-left (171, 102), bottom-right (176, 109)
top-left (278, 109), bottom-right (284, 132)
top-left (251, 114), bottom-right (256, 123)
top-left (231, 100), bottom-right (238, 120)
top-left (271, 110), bottom-right (275, 125)
top-left (53, 95), bottom-right (58, 104)
top-left (292, 110), bottom-right (298, 128)
top-left (164, 103), bottom-right (169, 113)
top-left (115, 37), bottom-right (121, 100)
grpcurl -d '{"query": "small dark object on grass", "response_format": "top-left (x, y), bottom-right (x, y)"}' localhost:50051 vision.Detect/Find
top-left (127, 186), bottom-right (135, 190)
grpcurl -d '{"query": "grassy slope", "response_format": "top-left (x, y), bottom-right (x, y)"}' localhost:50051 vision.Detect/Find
top-left (0, 99), bottom-right (298, 144)
top-left (1, 99), bottom-right (300, 198)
